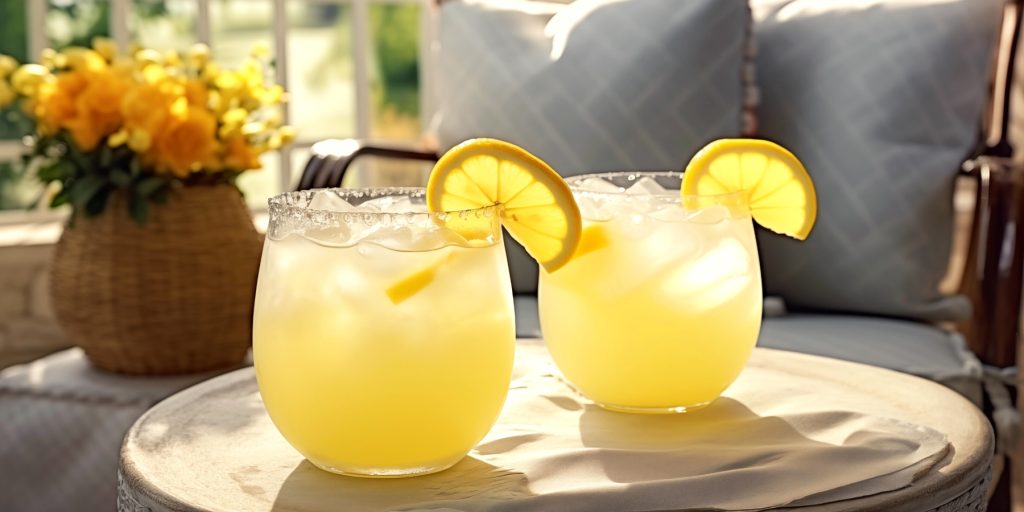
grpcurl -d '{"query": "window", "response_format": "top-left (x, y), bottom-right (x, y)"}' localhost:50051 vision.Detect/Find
top-left (0, 0), bottom-right (435, 213)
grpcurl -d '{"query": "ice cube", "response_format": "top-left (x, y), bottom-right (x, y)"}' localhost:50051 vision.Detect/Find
top-left (359, 225), bottom-right (416, 249)
top-left (685, 205), bottom-right (731, 224)
top-left (577, 195), bottom-right (616, 221)
top-left (599, 221), bottom-right (701, 296)
top-left (307, 191), bottom-right (356, 212)
top-left (359, 195), bottom-right (417, 213)
top-left (578, 177), bottom-right (624, 194)
top-left (626, 176), bottom-right (668, 196)
top-left (303, 225), bottom-right (352, 247)
top-left (660, 237), bottom-right (754, 311)
top-left (650, 204), bottom-right (690, 222)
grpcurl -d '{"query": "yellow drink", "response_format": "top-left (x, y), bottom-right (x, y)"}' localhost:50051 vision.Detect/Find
top-left (539, 172), bottom-right (762, 413)
top-left (254, 189), bottom-right (515, 477)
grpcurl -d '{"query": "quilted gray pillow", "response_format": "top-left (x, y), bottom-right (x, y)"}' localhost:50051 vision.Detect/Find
top-left (436, 0), bottom-right (753, 175)
top-left (752, 0), bottom-right (1001, 322)
top-left (437, 0), bottom-right (754, 294)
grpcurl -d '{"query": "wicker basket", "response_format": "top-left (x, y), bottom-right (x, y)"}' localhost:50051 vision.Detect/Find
top-left (50, 184), bottom-right (262, 375)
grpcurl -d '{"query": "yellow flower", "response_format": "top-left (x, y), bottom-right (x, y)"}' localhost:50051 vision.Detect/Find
top-left (0, 82), bottom-right (15, 108)
top-left (108, 129), bottom-right (129, 147)
top-left (184, 79), bottom-right (208, 107)
top-left (121, 80), bottom-right (180, 136)
top-left (39, 48), bottom-right (60, 70)
top-left (63, 48), bottom-right (107, 72)
top-left (201, 62), bottom-right (221, 82)
top-left (259, 84), bottom-right (285, 105)
top-left (0, 55), bottom-right (17, 78)
top-left (187, 44), bottom-right (210, 68)
top-left (153, 105), bottom-right (218, 178)
top-left (127, 129), bottom-right (153, 153)
top-left (218, 107), bottom-right (248, 138)
top-left (164, 50), bottom-right (181, 68)
top-left (250, 42), bottom-right (271, 59)
top-left (91, 37), bottom-right (118, 62)
top-left (31, 71), bottom-right (87, 135)
top-left (64, 69), bottom-right (129, 150)
top-left (134, 49), bottom-right (163, 68)
top-left (222, 134), bottom-right (261, 171)
top-left (10, 64), bottom-right (53, 95)
top-left (279, 125), bottom-right (297, 145)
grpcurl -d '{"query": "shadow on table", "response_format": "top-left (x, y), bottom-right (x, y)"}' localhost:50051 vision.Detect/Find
top-left (134, 376), bottom-right (266, 454)
top-left (578, 397), bottom-right (831, 483)
top-left (272, 456), bottom-right (533, 511)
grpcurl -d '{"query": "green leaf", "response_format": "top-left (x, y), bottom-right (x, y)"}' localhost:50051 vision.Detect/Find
top-left (68, 175), bottom-right (107, 208)
top-left (64, 140), bottom-right (91, 171)
top-left (99, 144), bottom-right (113, 168)
top-left (37, 160), bottom-right (73, 183)
top-left (129, 157), bottom-right (142, 176)
top-left (135, 176), bottom-right (166, 198)
top-left (109, 168), bottom-right (132, 187)
top-left (50, 188), bottom-right (70, 208)
top-left (84, 188), bottom-right (110, 216)
top-left (130, 197), bottom-right (149, 224)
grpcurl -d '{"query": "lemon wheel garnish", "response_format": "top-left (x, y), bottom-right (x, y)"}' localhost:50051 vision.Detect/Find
top-left (682, 139), bottom-right (817, 240)
top-left (426, 138), bottom-right (582, 272)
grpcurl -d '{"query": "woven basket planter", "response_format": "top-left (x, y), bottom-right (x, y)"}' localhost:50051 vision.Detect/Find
top-left (50, 184), bottom-right (262, 375)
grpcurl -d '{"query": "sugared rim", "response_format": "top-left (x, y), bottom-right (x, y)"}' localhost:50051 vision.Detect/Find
top-left (566, 171), bottom-right (745, 202)
top-left (265, 187), bottom-right (502, 248)
top-left (268, 187), bottom-right (501, 222)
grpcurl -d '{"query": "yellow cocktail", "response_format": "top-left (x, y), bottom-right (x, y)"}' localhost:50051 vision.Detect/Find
top-left (539, 172), bottom-right (762, 413)
top-left (254, 188), bottom-right (515, 477)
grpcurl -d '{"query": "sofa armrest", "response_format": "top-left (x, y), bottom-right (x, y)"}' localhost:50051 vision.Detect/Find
top-left (295, 139), bottom-right (439, 191)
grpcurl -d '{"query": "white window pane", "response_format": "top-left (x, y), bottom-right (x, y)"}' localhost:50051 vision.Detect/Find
top-left (237, 151), bottom-right (283, 209)
top-left (210, 0), bottom-right (272, 68)
top-left (288, 2), bottom-right (356, 141)
top-left (289, 146), bottom-right (311, 190)
top-left (47, 0), bottom-right (111, 49)
top-left (129, 0), bottom-right (197, 51)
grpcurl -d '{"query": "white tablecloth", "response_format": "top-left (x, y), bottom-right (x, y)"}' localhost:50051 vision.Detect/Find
top-left (119, 342), bottom-right (986, 512)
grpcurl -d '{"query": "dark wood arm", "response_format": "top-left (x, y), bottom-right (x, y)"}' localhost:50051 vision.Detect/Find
top-left (959, 156), bottom-right (1024, 368)
top-left (295, 139), bottom-right (439, 191)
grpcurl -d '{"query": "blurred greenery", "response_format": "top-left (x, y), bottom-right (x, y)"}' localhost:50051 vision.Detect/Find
top-left (370, 4), bottom-right (419, 119)
top-left (0, 0), bottom-right (32, 210)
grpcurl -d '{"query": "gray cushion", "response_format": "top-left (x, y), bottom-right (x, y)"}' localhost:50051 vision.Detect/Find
top-left (437, 0), bottom-right (753, 173)
top-left (758, 314), bottom-right (983, 406)
top-left (438, 0), bottom-right (755, 293)
top-left (513, 296), bottom-right (982, 405)
top-left (751, 0), bottom-right (1001, 322)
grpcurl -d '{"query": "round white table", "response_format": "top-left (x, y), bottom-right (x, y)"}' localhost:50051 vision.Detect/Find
top-left (118, 340), bottom-right (992, 511)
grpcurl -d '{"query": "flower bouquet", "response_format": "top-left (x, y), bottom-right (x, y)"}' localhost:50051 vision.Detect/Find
top-left (0, 39), bottom-right (293, 374)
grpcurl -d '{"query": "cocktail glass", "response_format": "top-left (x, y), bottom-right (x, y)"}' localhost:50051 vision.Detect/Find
top-left (253, 187), bottom-right (515, 477)
top-left (539, 172), bottom-right (761, 413)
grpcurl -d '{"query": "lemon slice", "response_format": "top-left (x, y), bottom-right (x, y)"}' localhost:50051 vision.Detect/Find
top-left (574, 224), bottom-right (610, 259)
top-left (682, 139), bottom-right (817, 240)
top-left (426, 138), bottom-right (582, 272)
top-left (385, 253), bottom-right (455, 305)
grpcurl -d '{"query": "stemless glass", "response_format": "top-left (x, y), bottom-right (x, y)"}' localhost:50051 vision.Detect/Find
top-left (253, 188), bottom-right (515, 477)
top-left (539, 172), bottom-right (762, 413)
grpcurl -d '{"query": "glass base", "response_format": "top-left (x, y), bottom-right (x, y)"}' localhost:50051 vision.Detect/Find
top-left (596, 400), bottom-right (712, 414)
top-left (309, 457), bottom-right (461, 478)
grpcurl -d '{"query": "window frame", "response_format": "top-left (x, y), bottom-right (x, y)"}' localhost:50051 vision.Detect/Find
top-left (1, 0), bottom-right (437, 216)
